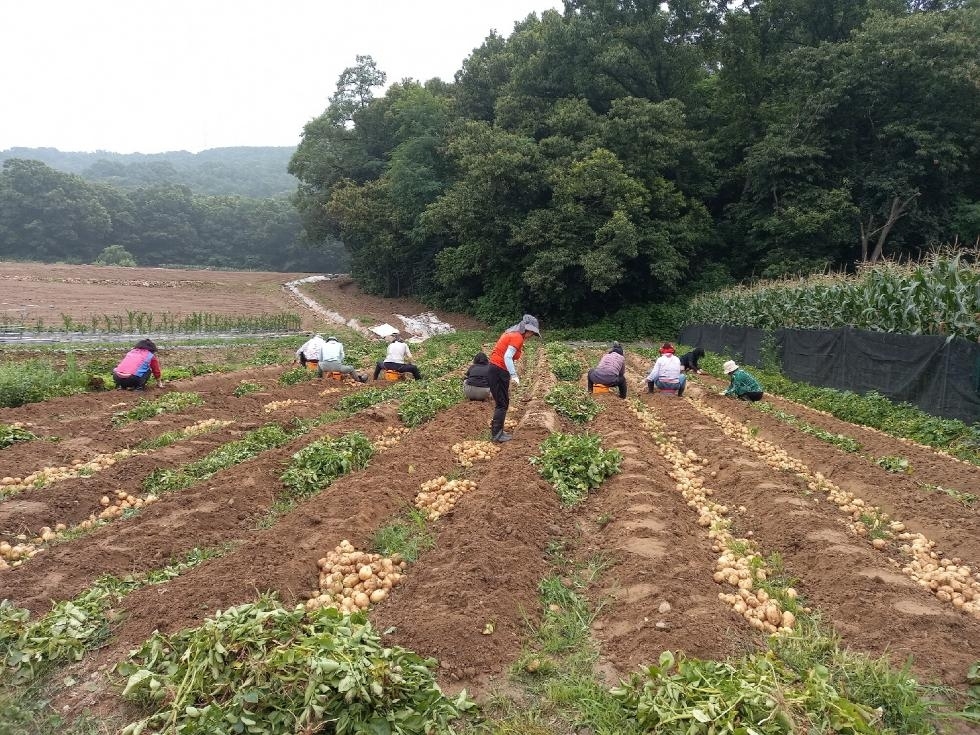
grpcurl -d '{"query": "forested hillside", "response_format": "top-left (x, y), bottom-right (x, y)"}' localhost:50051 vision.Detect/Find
top-left (0, 147), bottom-right (297, 198)
top-left (0, 159), bottom-right (347, 272)
top-left (291, 0), bottom-right (980, 326)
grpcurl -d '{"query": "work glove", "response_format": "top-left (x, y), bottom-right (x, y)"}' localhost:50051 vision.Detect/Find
top-left (511, 375), bottom-right (520, 386)
top-left (158, 380), bottom-right (166, 388)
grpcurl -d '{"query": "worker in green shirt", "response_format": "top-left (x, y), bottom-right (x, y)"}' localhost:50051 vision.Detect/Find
top-left (721, 360), bottom-right (764, 401)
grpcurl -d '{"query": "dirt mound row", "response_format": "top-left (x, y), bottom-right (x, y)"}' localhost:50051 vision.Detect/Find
top-left (579, 398), bottom-right (748, 679)
top-left (624, 377), bottom-right (980, 689)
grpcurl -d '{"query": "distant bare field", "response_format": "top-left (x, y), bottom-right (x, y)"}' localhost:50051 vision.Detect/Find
top-left (0, 262), bottom-right (314, 327)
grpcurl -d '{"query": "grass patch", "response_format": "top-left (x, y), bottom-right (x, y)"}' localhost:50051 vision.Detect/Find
top-left (371, 509), bottom-right (435, 562)
top-left (110, 391), bottom-right (204, 426)
top-left (756, 401), bottom-right (862, 452)
top-left (0, 356), bottom-right (90, 408)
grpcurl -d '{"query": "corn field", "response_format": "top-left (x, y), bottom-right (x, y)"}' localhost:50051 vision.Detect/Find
top-left (687, 252), bottom-right (980, 341)
top-left (0, 311), bottom-right (302, 335)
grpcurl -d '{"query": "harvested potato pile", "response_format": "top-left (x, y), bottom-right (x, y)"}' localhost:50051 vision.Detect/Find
top-left (374, 426), bottom-right (410, 451)
top-left (306, 539), bottom-right (405, 614)
top-left (0, 538), bottom-right (42, 568)
top-left (263, 399), bottom-right (306, 413)
top-left (415, 475), bottom-right (478, 520)
top-left (451, 440), bottom-right (500, 467)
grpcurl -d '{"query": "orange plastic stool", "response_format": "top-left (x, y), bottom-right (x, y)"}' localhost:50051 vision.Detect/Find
top-left (305, 361), bottom-right (319, 372)
top-left (591, 384), bottom-right (615, 394)
top-left (383, 369), bottom-right (405, 382)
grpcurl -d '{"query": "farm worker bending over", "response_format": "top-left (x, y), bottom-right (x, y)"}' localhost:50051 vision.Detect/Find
top-left (463, 352), bottom-right (491, 401)
top-left (487, 314), bottom-right (540, 442)
top-left (646, 343), bottom-right (686, 396)
top-left (373, 332), bottom-right (421, 380)
top-left (587, 342), bottom-right (627, 398)
top-left (319, 336), bottom-right (368, 382)
top-left (112, 338), bottom-right (163, 390)
top-left (295, 334), bottom-right (328, 367)
top-left (721, 360), bottom-right (764, 401)
top-left (680, 347), bottom-right (706, 375)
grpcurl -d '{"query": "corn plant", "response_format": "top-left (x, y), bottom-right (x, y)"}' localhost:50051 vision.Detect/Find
top-left (687, 251), bottom-right (980, 341)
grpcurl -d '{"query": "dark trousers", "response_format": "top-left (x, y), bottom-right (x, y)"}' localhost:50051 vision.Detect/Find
top-left (487, 363), bottom-right (511, 436)
top-left (113, 371), bottom-right (149, 389)
top-left (587, 370), bottom-right (626, 399)
top-left (373, 361), bottom-right (421, 380)
top-left (738, 391), bottom-right (764, 402)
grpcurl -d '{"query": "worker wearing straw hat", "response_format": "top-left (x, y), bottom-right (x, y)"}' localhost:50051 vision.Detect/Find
top-left (721, 360), bottom-right (764, 401)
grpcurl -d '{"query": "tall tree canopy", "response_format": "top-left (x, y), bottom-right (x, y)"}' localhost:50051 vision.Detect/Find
top-left (290, 1), bottom-right (979, 324)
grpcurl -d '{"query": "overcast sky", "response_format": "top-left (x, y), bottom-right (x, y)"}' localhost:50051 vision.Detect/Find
top-left (2, 0), bottom-right (562, 155)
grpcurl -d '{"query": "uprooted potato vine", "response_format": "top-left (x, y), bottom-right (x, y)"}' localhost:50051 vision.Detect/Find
top-left (397, 377), bottom-right (462, 427)
top-left (545, 343), bottom-right (585, 381)
top-left (143, 423), bottom-right (295, 495)
top-left (110, 391), bottom-right (204, 426)
top-left (0, 423), bottom-right (36, 450)
top-left (545, 383), bottom-right (601, 423)
top-left (0, 547), bottom-right (223, 684)
top-left (233, 380), bottom-right (261, 397)
top-left (280, 432), bottom-right (374, 499)
top-left (278, 366), bottom-right (316, 385)
top-left (116, 595), bottom-right (472, 735)
top-left (530, 432), bottom-right (622, 505)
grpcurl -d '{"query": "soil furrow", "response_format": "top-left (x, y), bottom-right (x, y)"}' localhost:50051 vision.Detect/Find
top-left (638, 390), bottom-right (980, 688)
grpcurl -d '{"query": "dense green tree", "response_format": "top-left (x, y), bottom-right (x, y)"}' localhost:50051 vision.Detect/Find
top-left (289, 2), bottom-right (978, 323)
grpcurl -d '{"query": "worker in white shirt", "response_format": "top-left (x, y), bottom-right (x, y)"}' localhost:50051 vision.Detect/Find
top-left (373, 332), bottom-right (422, 380)
top-left (318, 336), bottom-right (368, 382)
top-left (296, 334), bottom-right (328, 367)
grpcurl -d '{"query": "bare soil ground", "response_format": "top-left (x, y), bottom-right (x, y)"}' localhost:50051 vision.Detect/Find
top-left (300, 275), bottom-right (486, 332)
top-left (1, 293), bottom-right (978, 729)
top-left (0, 262), bottom-right (313, 327)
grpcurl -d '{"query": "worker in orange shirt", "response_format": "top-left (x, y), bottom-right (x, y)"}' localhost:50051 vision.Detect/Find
top-left (487, 314), bottom-right (540, 442)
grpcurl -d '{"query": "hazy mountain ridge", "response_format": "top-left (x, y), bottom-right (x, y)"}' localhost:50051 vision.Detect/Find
top-left (0, 146), bottom-right (298, 198)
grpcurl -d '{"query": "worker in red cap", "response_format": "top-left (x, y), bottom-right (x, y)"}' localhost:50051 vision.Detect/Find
top-left (645, 342), bottom-right (686, 396)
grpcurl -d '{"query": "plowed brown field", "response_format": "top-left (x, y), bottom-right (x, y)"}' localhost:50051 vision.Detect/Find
top-left (2, 317), bottom-right (978, 730)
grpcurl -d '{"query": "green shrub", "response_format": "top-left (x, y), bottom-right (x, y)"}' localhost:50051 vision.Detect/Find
top-left (0, 358), bottom-right (89, 408)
